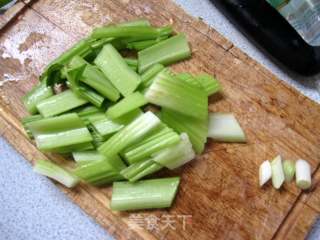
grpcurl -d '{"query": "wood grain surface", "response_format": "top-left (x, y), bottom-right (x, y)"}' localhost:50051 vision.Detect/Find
top-left (0, 0), bottom-right (320, 239)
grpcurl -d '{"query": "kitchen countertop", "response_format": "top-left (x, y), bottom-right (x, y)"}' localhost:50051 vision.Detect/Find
top-left (1, 1), bottom-right (319, 239)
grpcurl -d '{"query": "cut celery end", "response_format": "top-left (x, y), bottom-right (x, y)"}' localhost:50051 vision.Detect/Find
top-left (271, 155), bottom-right (285, 189)
top-left (161, 108), bottom-right (208, 154)
top-left (22, 114), bottom-right (43, 139)
top-left (195, 74), bottom-right (221, 96)
top-left (36, 90), bottom-right (88, 117)
top-left (98, 111), bottom-right (161, 158)
top-left (22, 80), bottom-right (54, 114)
top-left (259, 160), bottom-right (272, 187)
top-left (176, 73), bottom-right (202, 88)
top-left (208, 113), bottom-right (246, 143)
top-left (70, 56), bottom-right (120, 101)
top-left (78, 84), bottom-right (105, 108)
top-left (92, 109), bottom-right (142, 137)
top-left (123, 128), bottom-right (180, 164)
top-left (283, 160), bottom-right (295, 183)
top-left (33, 159), bottom-right (79, 188)
top-left (106, 92), bottom-right (147, 119)
top-left (129, 163), bottom-right (163, 182)
top-left (296, 159), bottom-right (312, 190)
top-left (110, 177), bottom-right (180, 211)
top-left (140, 63), bottom-right (165, 89)
top-left (152, 133), bottom-right (196, 170)
top-left (138, 34), bottom-right (191, 73)
top-left (145, 69), bottom-right (208, 119)
top-left (94, 44), bottom-right (141, 96)
top-left (72, 150), bottom-right (106, 163)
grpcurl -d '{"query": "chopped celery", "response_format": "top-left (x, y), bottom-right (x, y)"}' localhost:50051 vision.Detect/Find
top-left (26, 113), bottom-right (92, 152)
top-left (22, 79), bottom-right (54, 114)
top-left (72, 150), bottom-right (105, 164)
top-left (117, 19), bottom-right (151, 27)
top-left (69, 56), bottom-right (120, 101)
top-left (271, 155), bottom-right (285, 189)
top-left (98, 111), bottom-right (161, 158)
top-left (92, 109), bottom-right (142, 137)
top-left (296, 159), bottom-right (312, 190)
top-left (127, 35), bottom-right (169, 51)
top-left (283, 160), bottom-right (295, 182)
top-left (138, 34), bottom-right (191, 73)
top-left (91, 25), bottom-right (172, 40)
top-left (120, 158), bottom-right (163, 182)
top-left (77, 84), bottom-right (104, 108)
top-left (140, 63), bottom-right (164, 89)
top-left (36, 90), bottom-right (88, 117)
top-left (33, 160), bottom-right (79, 188)
top-left (94, 44), bottom-right (141, 96)
top-left (152, 133), bottom-right (195, 170)
top-left (106, 92), bottom-right (147, 119)
top-left (110, 177), bottom-right (180, 211)
top-left (176, 73), bottom-right (202, 88)
top-left (259, 160), bottom-right (272, 187)
top-left (123, 125), bottom-right (180, 164)
top-left (161, 108), bottom-right (208, 154)
top-left (145, 69), bottom-right (208, 119)
top-left (21, 114), bottom-right (43, 139)
top-left (195, 74), bottom-right (221, 96)
top-left (208, 113), bottom-right (246, 142)
top-left (124, 58), bottom-right (138, 71)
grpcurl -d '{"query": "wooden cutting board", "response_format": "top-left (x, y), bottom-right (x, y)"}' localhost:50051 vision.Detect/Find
top-left (1, 0), bottom-right (320, 239)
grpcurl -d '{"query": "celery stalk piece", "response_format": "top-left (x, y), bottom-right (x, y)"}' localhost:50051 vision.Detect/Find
top-left (91, 25), bottom-right (172, 40)
top-left (208, 113), bottom-right (246, 143)
top-left (259, 160), bottom-right (272, 187)
top-left (78, 84), bottom-right (104, 107)
top-left (152, 133), bottom-right (196, 170)
top-left (36, 90), bottom-right (88, 117)
top-left (123, 125), bottom-right (180, 164)
top-left (176, 73), bottom-right (202, 88)
top-left (21, 114), bottom-right (43, 139)
top-left (92, 109), bottom-right (142, 137)
top-left (140, 63), bottom-right (165, 89)
top-left (26, 113), bottom-right (92, 152)
top-left (124, 58), bottom-right (138, 71)
top-left (296, 159), bottom-right (312, 190)
top-left (283, 160), bottom-right (295, 182)
top-left (22, 79), bottom-right (54, 114)
top-left (94, 44), bottom-right (141, 96)
top-left (271, 155), bottom-right (285, 189)
top-left (127, 35), bottom-right (169, 51)
top-left (33, 160), bottom-right (79, 188)
top-left (145, 69), bottom-right (208, 119)
top-left (129, 163), bottom-right (163, 182)
top-left (138, 34), bottom-right (191, 73)
top-left (117, 19), bottom-right (151, 27)
top-left (161, 108), bottom-right (208, 154)
top-left (195, 74), bottom-right (221, 96)
top-left (69, 56), bottom-right (120, 101)
top-left (106, 92), bottom-right (147, 119)
top-left (120, 158), bottom-right (163, 182)
top-left (74, 156), bottom-right (125, 186)
top-left (110, 177), bottom-right (180, 211)
top-left (98, 111), bottom-right (161, 158)
top-left (72, 150), bottom-right (105, 163)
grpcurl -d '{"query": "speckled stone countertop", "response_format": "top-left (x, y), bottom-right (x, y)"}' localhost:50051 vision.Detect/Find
top-left (1, 1), bottom-right (319, 239)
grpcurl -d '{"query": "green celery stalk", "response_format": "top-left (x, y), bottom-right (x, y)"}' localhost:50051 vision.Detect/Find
top-left (72, 150), bottom-right (105, 164)
top-left (138, 34), bottom-right (191, 73)
top-left (33, 160), bottom-right (79, 188)
top-left (208, 113), bottom-right (246, 142)
top-left (26, 113), bottom-right (92, 152)
top-left (140, 63), bottom-right (164, 89)
top-left (22, 79), bottom-right (54, 114)
top-left (91, 25), bottom-right (171, 40)
top-left (126, 35), bottom-right (169, 51)
top-left (110, 177), bottom-right (180, 211)
top-left (129, 163), bottom-right (163, 182)
top-left (152, 133), bottom-right (195, 169)
top-left (69, 56), bottom-right (120, 101)
top-left (195, 74), bottom-right (221, 96)
top-left (90, 127), bottom-right (108, 148)
top-left (92, 109), bottom-right (142, 137)
top-left (124, 58), bottom-right (138, 71)
top-left (145, 69), bottom-right (208, 119)
top-left (51, 142), bottom-right (94, 153)
top-left (123, 125), bottom-right (180, 164)
top-left (21, 114), bottom-right (43, 139)
top-left (36, 90), bottom-right (88, 117)
top-left (176, 73), bottom-right (202, 88)
top-left (117, 19), bottom-right (151, 27)
top-left (161, 108), bottom-right (208, 154)
top-left (106, 92), bottom-right (147, 119)
top-left (98, 111), bottom-right (161, 158)
top-left (94, 44), bottom-right (141, 96)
